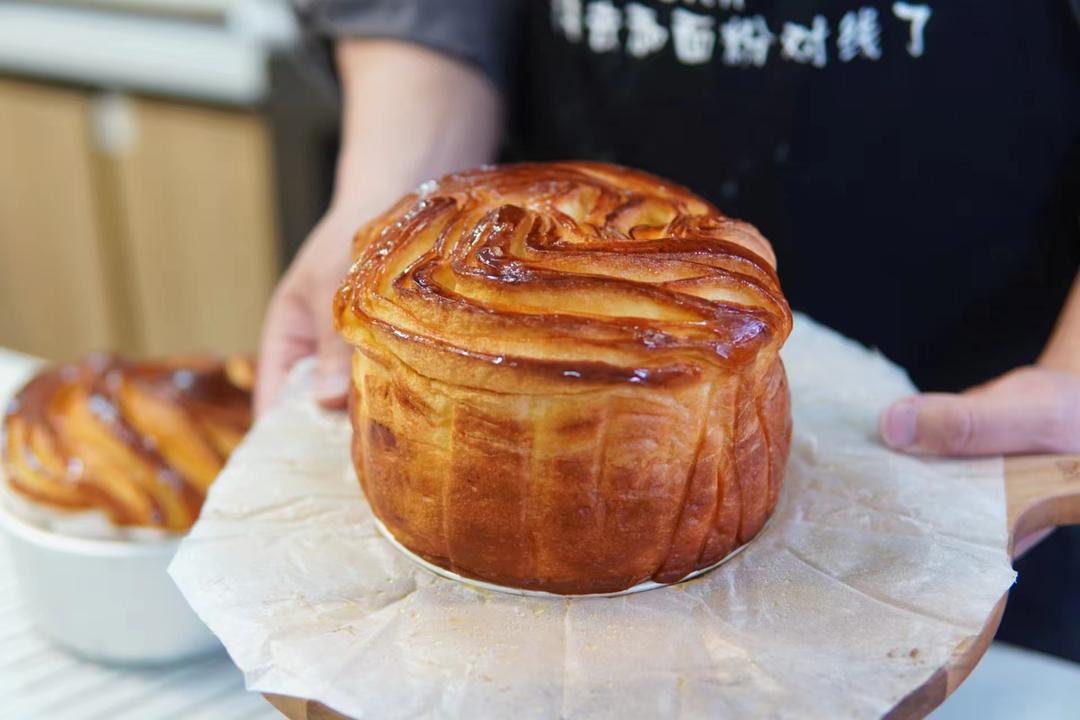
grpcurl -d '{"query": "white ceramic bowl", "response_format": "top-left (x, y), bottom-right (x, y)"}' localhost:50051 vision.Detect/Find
top-left (0, 503), bottom-right (221, 665)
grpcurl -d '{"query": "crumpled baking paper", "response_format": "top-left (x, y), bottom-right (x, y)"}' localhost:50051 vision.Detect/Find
top-left (170, 315), bottom-right (1016, 719)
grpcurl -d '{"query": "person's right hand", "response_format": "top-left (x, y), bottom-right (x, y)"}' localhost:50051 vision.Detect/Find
top-left (254, 207), bottom-right (363, 416)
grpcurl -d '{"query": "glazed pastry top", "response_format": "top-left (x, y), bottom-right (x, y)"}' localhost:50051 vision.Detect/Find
top-left (335, 162), bottom-right (792, 392)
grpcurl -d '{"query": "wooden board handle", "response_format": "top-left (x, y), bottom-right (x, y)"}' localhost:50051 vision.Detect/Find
top-left (1005, 454), bottom-right (1080, 555)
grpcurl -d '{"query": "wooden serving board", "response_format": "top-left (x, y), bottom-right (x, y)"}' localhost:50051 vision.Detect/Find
top-left (266, 454), bottom-right (1080, 720)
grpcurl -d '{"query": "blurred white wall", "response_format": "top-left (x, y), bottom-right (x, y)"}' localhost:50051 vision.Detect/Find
top-left (0, 0), bottom-right (297, 105)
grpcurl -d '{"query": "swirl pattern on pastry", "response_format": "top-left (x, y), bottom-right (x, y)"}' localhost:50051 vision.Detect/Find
top-left (2, 354), bottom-right (253, 531)
top-left (336, 161), bottom-right (792, 594)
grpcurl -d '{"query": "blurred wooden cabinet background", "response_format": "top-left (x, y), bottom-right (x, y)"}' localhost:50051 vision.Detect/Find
top-left (0, 77), bottom-right (278, 361)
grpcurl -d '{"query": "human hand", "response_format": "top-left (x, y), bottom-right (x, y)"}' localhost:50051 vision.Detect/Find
top-left (255, 208), bottom-right (363, 416)
top-left (879, 366), bottom-right (1080, 456)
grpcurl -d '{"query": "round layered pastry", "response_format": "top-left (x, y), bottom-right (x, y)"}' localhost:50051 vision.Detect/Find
top-left (335, 161), bottom-right (792, 595)
top-left (1, 354), bottom-right (253, 538)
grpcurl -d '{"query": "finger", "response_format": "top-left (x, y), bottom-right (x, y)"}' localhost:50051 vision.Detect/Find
top-left (880, 389), bottom-right (1080, 456)
top-left (255, 292), bottom-right (316, 417)
top-left (313, 294), bottom-right (352, 410)
top-left (314, 336), bottom-right (352, 409)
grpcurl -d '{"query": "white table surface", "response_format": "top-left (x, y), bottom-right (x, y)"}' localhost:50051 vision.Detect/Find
top-left (931, 642), bottom-right (1080, 720)
top-left (0, 349), bottom-right (279, 720)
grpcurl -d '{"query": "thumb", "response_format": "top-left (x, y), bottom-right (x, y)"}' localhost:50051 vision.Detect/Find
top-left (255, 290), bottom-right (313, 417)
top-left (880, 386), bottom-right (1078, 456)
top-left (314, 323), bottom-right (352, 410)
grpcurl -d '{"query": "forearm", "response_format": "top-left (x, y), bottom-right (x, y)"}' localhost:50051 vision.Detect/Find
top-left (329, 39), bottom-right (502, 225)
top-left (1039, 272), bottom-right (1080, 374)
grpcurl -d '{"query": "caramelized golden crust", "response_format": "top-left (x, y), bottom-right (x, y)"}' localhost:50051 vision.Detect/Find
top-left (1, 354), bottom-right (253, 531)
top-left (336, 162), bottom-right (792, 594)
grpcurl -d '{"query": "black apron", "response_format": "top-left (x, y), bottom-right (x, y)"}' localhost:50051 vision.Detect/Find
top-left (507, 0), bottom-right (1080, 660)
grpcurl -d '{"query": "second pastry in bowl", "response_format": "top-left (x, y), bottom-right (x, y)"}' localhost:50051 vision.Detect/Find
top-left (0, 354), bottom-right (253, 663)
top-left (335, 161), bottom-right (792, 595)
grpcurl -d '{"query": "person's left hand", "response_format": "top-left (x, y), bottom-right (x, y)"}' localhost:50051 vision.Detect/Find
top-left (879, 365), bottom-right (1080, 456)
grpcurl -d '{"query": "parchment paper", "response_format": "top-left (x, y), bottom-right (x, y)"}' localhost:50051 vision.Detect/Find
top-left (170, 315), bottom-right (1016, 719)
